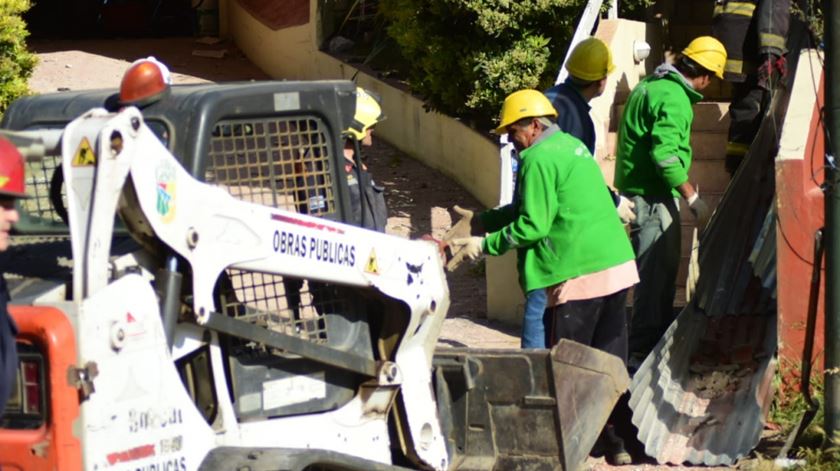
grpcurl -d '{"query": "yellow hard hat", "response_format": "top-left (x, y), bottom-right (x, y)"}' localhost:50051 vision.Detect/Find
top-left (344, 87), bottom-right (385, 140)
top-left (682, 36), bottom-right (727, 80)
top-left (494, 89), bottom-right (558, 134)
top-left (566, 37), bottom-right (616, 82)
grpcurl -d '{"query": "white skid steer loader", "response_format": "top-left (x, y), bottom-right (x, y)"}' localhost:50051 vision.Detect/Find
top-left (0, 81), bottom-right (628, 471)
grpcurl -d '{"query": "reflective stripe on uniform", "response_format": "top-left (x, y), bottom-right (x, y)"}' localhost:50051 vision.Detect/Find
top-left (759, 32), bottom-right (787, 51)
top-left (726, 141), bottom-right (750, 157)
top-left (504, 231), bottom-right (519, 248)
top-left (725, 59), bottom-right (744, 74)
top-left (713, 1), bottom-right (757, 17)
top-left (656, 156), bottom-right (680, 168)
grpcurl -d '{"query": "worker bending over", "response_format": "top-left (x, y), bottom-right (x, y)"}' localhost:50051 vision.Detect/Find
top-left (450, 90), bottom-right (638, 463)
top-left (494, 36), bottom-right (634, 349)
top-left (449, 89), bottom-right (638, 362)
top-left (614, 36), bottom-right (727, 367)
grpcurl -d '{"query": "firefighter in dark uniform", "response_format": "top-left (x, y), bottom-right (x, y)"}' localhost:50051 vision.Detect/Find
top-left (712, 0), bottom-right (791, 176)
top-left (0, 136), bottom-right (28, 416)
top-left (343, 87), bottom-right (388, 232)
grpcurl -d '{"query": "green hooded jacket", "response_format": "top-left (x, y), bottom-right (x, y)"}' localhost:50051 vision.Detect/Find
top-left (614, 63), bottom-right (704, 197)
top-left (480, 127), bottom-right (635, 292)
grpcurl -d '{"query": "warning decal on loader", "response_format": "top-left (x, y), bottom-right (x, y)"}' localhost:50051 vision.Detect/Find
top-left (365, 249), bottom-right (379, 275)
top-left (72, 137), bottom-right (96, 166)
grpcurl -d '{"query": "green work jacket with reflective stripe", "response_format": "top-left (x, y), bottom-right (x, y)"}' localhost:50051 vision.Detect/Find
top-left (614, 64), bottom-right (703, 197)
top-left (479, 127), bottom-right (634, 293)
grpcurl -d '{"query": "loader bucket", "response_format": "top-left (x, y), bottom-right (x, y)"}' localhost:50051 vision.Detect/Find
top-left (433, 339), bottom-right (630, 471)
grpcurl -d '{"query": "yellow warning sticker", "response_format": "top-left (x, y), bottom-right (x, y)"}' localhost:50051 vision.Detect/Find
top-left (365, 249), bottom-right (379, 275)
top-left (72, 137), bottom-right (96, 167)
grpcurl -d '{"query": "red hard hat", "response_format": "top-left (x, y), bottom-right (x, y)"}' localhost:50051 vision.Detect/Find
top-left (0, 137), bottom-right (27, 198)
top-left (119, 56), bottom-right (172, 107)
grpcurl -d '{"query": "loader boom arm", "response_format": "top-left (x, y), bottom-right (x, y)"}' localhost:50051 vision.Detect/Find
top-left (58, 107), bottom-right (450, 470)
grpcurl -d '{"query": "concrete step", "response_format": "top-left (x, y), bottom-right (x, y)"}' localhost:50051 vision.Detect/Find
top-left (690, 131), bottom-right (728, 160)
top-left (669, 25), bottom-right (714, 50)
top-left (611, 102), bottom-right (730, 133)
top-left (598, 143), bottom-right (728, 193)
top-left (602, 131), bottom-right (727, 165)
top-left (674, 190), bottom-right (724, 287)
top-left (689, 159), bottom-right (731, 193)
top-left (597, 161), bottom-right (728, 193)
top-left (693, 102), bottom-right (730, 132)
top-left (671, 2), bottom-right (715, 26)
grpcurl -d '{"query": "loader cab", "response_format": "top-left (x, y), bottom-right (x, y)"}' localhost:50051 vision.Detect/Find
top-left (1, 81), bottom-right (357, 231)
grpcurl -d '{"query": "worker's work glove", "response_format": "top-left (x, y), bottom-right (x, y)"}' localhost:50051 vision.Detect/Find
top-left (616, 196), bottom-right (636, 224)
top-left (446, 236), bottom-right (484, 272)
top-left (757, 53), bottom-right (787, 90)
top-left (687, 193), bottom-right (711, 229)
top-left (420, 234), bottom-right (448, 264)
top-left (443, 205), bottom-right (475, 242)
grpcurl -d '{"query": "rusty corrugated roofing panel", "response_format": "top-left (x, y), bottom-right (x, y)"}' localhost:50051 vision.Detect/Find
top-left (629, 306), bottom-right (777, 465)
top-left (627, 23), bottom-right (813, 466)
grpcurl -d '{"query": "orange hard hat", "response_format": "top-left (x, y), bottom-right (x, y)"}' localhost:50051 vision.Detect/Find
top-left (0, 137), bottom-right (27, 198)
top-left (119, 56), bottom-right (172, 107)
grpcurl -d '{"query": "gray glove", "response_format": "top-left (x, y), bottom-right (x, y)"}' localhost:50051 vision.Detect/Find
top-left (617, 195), bottom-right (636, 224)
top-left (687, 193), bottom-right (710, 229)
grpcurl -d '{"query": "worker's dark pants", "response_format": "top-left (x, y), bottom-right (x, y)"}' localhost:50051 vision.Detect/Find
top-left (627, 195), bottom-right (681, 361)
top-left (546, 287), bottom-right (632, 452)
top-left (545, 288), bottom-right (630, 365)
top-left (726, 80), bottom-right (771, 175)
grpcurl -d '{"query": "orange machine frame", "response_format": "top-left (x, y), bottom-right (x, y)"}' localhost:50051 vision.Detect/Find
top-left (0, 306), bottom-right (81, 471)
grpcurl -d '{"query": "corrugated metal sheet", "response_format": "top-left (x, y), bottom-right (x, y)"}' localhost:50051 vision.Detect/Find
top-left (627, 23), bottom-right (812, 466)
top-left (629, 309), bottom-right (776, 465)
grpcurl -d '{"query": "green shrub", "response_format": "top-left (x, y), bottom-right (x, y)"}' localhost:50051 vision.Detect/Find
top-left (0, 0), bottom-right (36, 117)
top-left (618, 0), bottom-right (657, 17)
top-left (379, 0), bottom-right (587, 129)
top-left (792, 0), bottom-right (823, 41)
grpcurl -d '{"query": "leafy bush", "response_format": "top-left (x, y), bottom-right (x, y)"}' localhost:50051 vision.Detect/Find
top-left (380, 0), bottom-right (587, 129)
top-left (618, 0), bottom-right (657, 17)
top-left (792, 0), bottom-right (823, 42)
top-left (0, 0), bottom-right (36, 116)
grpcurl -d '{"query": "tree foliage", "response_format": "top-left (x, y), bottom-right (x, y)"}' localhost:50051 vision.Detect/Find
top-left (379, 0), bottom-right (585, 128)
top-left (0, 0), bottom-right (36, 116)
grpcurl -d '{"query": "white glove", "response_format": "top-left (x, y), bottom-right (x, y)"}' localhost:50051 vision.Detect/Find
top-left (687, 193), bottom-right (711, 229)
top-left (443, 205), bottom-right (475, 242)
top-left (617, 196), bottom-right (636, 224)
top-left (446, 236), bottom-right (484, 272)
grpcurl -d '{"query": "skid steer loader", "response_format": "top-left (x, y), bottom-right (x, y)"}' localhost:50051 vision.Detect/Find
top-left (0, 81), bottom-right (628, 471)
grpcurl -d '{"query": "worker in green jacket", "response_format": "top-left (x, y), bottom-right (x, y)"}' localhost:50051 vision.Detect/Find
top-left (450, 88), bottom-right (639, 464)
top-left (614, 36), bottom-right (727, 367)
